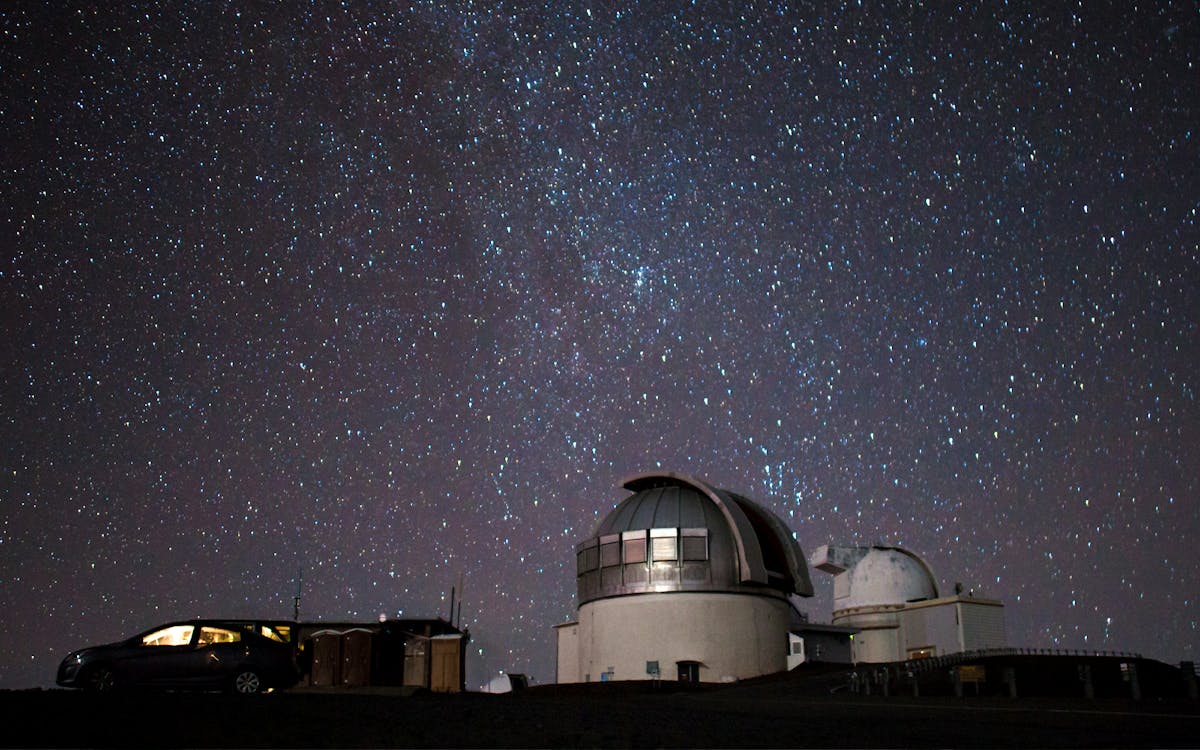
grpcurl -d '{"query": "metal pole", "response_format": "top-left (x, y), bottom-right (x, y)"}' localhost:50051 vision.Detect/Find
top-left (293, 567), bottom-right (303, 621)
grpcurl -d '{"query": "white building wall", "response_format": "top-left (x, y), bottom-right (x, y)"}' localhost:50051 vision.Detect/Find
top-left (576, 593), bottom-right (791, 683)
top-left (900, 607), bottom-right (930, 651)
top-left (555, 623), bottom-right (580, 683)
top-left (838, 597), bottom-right (1007, 663)
top-left (900, 603), bottom-right (960, 657)
top-left (834, 609), bottom-right (903, 663)
top-left (852, 626), bottom-right (900, 663)
top-left (959, 601), bottom-right (1006, 650)
top-left (929, 603), bottom-right (963, 653)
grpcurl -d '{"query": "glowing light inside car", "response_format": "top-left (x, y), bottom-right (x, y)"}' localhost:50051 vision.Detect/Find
top-left (142, 625), bottom-right (194, 646)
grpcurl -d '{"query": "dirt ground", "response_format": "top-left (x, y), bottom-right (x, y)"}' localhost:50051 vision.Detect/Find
top-left (4, 677), bottom-right (1199, 748)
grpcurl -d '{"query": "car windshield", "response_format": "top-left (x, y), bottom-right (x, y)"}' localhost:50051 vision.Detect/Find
top-left (141, 625), bottom-right (194, 646)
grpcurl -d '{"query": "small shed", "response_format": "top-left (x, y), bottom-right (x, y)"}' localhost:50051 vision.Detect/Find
top-left (298, 618), bottom-right (467, 691)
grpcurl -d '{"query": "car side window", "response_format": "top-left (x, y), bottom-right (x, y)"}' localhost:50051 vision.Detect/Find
top-left (198, 627), bottom-right (242, 646)
top-left (141, 625), bottom-right (194, 647)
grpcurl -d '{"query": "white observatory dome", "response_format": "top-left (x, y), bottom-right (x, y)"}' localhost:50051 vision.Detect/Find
top-left (842, 547), bottom-right (938, 609)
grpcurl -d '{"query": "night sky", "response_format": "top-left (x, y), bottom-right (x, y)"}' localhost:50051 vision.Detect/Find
top-left (2, 2), bottom-right (1197, 689)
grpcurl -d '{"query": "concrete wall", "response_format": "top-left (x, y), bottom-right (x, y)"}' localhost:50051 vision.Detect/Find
top-left (573, 592), bottom-right (791, 683)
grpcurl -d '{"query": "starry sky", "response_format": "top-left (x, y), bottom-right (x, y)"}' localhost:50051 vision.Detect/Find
top-left (2, 1), bottom-right (1197, 689)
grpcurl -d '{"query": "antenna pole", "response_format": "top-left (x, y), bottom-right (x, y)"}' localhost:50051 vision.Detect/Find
top-left (456, 571), bottom-right (465, 629)
top-left (293, 567), bottom-right (303, 622)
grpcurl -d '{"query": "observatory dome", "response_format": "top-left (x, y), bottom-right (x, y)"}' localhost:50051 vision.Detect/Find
top-left (842, 547), bottom-right (938, 609)
top-left (574, 471), bottom-right (813, 605)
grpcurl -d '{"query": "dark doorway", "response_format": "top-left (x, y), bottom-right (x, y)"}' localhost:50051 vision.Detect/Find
top-left (677, 661), bottom-right (700, 682)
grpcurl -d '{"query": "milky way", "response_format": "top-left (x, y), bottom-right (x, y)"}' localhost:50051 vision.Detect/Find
top-left (2, 2), bottom-right (1197, 688)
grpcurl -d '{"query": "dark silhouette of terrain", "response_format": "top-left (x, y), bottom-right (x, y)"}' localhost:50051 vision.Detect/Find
top-left (6, 657), bottom-right (1197, 748)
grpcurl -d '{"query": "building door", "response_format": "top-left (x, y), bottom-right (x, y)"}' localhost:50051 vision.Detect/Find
top-left (677, 661), bottom-right (700, 682)
top-left (430, 636), bottom-right (463, 693)
top-left (310, 633), bottom-right (342, 686)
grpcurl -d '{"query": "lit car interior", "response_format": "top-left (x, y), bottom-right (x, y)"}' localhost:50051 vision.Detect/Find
top-left (141, 625), bottom-right (194, 646)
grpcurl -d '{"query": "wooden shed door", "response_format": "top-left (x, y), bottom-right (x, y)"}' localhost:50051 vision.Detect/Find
top-left (430, 637), bottom-right (462, 693)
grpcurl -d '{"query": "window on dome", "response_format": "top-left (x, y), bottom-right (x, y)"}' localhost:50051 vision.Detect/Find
top-left (651, 535), bottom-right (677, 561)
top-left (622, 533), bottom-right (647, 564)
top-left (576, 545), bottom-right (599, 575)
top-left (600, 541), bottom-right (620, 567)
top-left (681, 529), bottom-right (708, 561)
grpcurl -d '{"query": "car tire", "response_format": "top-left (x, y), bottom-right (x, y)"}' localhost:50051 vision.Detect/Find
top-left (232, 669), bottom-right (262, 694)
top-left (83, 665), bottom-right (117, 693)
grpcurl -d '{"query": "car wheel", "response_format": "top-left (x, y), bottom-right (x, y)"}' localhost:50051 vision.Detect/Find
top-left (83, 666), bottom-right (117, 693)
top-left (232, 669), bottom-right (262, 694)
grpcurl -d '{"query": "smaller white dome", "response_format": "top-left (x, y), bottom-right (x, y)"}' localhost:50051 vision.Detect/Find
top-left (483, 674), bottom-right (514, 693)
top-left (843, 547), bottom-right (938, 609)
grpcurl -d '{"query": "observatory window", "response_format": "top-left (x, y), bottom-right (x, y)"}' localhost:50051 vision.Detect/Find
top-left (600, 541), bottom-right (620, 568)
top-left (681, 530), bottom-right (708, 561)
top-left (651, 535), bottom-right (677, 561)
top-left (623, 536), bottom-right (647, 564)
top-left (576, 545), bottom-right (599, 575)
top-left (576, 540), bottom-right (599, 574)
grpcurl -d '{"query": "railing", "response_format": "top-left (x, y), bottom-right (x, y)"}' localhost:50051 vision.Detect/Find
top-left (903, 647), bottom-right (1144, 674)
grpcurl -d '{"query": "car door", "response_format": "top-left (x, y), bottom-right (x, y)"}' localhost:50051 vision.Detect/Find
top-left (192, 625), bottom-right (249, 687)
top-left (119, 624), bottom-right (199, 686)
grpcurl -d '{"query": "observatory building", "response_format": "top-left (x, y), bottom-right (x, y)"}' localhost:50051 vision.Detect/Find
top-left (555, 471), bottom-right (813, 684)
top-left (811, 544), bottom-right (1007, 663)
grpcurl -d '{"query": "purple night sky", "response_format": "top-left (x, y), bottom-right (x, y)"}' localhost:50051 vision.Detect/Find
top-left (2, 2), bottom-right (1197, 689)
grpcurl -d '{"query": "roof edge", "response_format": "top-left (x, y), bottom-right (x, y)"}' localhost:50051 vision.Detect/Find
top-left (728, 494), bottom-right (814, 597)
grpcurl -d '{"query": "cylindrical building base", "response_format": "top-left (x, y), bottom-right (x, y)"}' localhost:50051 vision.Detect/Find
top-left (574, 592), bottom-right (791, 683)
